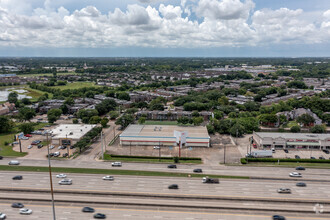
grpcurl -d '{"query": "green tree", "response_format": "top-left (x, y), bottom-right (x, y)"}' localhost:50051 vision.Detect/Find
top-left (177, 116), bottom-right (190, 125)
top-left (89, 116), bottom-right (101, 124)
top-left (64, 97), bottom-right (74, 106)
top-left (18, 107), bottom-right (36, 122)
top-left (7, 92), bottom-right (18, 103)
top-left (21, 98), bottom-right (31, 105)
top-left (115, 114), bottom-right (134, 129)
top-left (47, 109), bottom-right (62, 124)
top-left (290, 125), bottom-right (301, 133)
top-left (229, 123), bottom-right (245, 137)
top-left (19, 123), bottom-right (34, 134)
top-left (100, 117), bottom-right (109, 128)
top-left (297, 114), bottom-right (315, 126)
top-left (72, 118), bottom-right (79, 124)
top-left (138, 117), bottom-right (146, 124)
top-left (116, 92), bottom-right (130, 101)
top-left (109, 111), bottom-right (120, 120)
top-left (192, 116), bottom-right (204, 126)
top-left (0, 116), bottom-right (14, 134)
top-left (310, 125), bottom-right (326, 133)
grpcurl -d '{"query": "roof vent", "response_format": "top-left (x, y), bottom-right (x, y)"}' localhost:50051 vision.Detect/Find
top-left (60, 129), bottom-right (62, 131)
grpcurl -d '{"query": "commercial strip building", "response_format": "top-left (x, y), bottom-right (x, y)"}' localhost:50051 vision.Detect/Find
top-left (119, 125), bottom-right (210, 147)
top-left (253, 132), bottom-right (330, 150)
top-left (50, 124), bottom-right (96, 146)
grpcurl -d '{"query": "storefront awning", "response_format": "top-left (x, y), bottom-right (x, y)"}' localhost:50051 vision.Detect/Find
top-left (287, 142), bottom-right (320, 146)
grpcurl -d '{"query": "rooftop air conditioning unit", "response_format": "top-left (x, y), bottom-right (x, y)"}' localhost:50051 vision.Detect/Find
top-left (60, 129), bottom-right (62, 131)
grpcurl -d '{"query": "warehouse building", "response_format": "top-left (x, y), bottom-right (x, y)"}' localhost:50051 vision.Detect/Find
top-left (51, 124), bottom-right (96, 146)
top-left (253, 132), bottom-right (330, 150)
top-left (120, 125), bottom-right (210, 147)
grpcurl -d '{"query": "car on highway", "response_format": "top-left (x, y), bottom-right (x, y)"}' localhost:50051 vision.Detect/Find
top-left (296, 182), bottom-right (307, 187)
top-left (102, 176), bottom-right (114, 181)
top-left (153, 146), bottom-right (160, 149)
top-left (111, 162), bottom-right (122, 167)
top-left (11, 203), bottom-right (24, 208)
top-left (8, 160), bottom-right (20, 165)
top-left (0, 156), bottom-right (3, 160)
top-left (289, 172), bottom-right (302, 177)
top-left (319, 156), bottom-right (325, 160)
top-left (294, 155), bottom-right (300, 159)
top-left (19, 208), bottom-right (32, 215)
top-left (168, 184), bottom-right (179, 189)
top-left (310, 157), bottom-right (316, 159)
top-left (63, 153), bottom-right (68, 157)
top-left (56, 174), bottom-right (67, 178)
top-left (193, 168), bottom-right (203, 173)
top-left (37, 144), bottom-right (43, 149)
top-left (27, 145), bottom-right (33, 149)
top-left (283, 149), bottom-right (288, 153)
top-left (0, 212), bottom-right (6, 220)
top-left (12, 175), bottom-right (23, 180)
top-left (295, 166), bottom-right (305, 170)
top-left (82, 207), bottom-right (95, 213)
top-left (94, 213), bottom-right (106, 219)
top-left (272, 215), bottom-right (286, 220)
top-left (59, 179), bottom-right (72, 185)
top-left (323, 149), bottom-right (329, 154)
top-left (277, 188), bottom-right (291, 194)
top-left (167, 164), bottom-right (177, 169)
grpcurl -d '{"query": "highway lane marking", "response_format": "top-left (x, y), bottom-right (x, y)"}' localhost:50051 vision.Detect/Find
top-left (0, 202), bottom-right (328, 219)
top-left (3, 186), bottom-right (330, 203)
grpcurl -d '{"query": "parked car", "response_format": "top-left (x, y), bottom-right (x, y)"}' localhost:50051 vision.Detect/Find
top-left (24, 134), bottom-right (32, 137)
top-left (167, 164), bottom-right (177, 169)
top-left (82, 207), bottom-right (95, 213)
top-left (272, 215), bottom-right (286, 220)
top-left (37, 144), bottom-right (43, 149)
top-left (295, 166), bottom-right (305, 170)
top-left (63, 153), bottom-right (68, 157)
top-left (153, 146), bottom-right (160, 149)
top-left (94, 213), bottom-right (106, 219)
top-left (8, 160), bottom-right (20, 165)
top-left (70, 146), bottom-right (75, 149)
top-left (19, 208), bottom-right (32, 215)
top-left (28, 145), bottom-right (33, 149)
top-left (319, 156), bottom-right (325, 160)
top-left (12, 175), bottom-right (23, 180)
top-left (323, 149), bottom-right (330, 154)
top-left (277, 188), bottom-right (291, 194)
top-left (58, 146), bottom-right (63, 150)
top-left (252, 143), bottom-right (257, 148)
top-left (111, 162), bottom-right (122, 167)
top-left (296, 182), bottom-right (307, 187)
top-left (289, 172), bottom-right (302, 177)
top-left (21, 136), bottom-right (29, 140)
top-left (12, 141), bottom-right (19, 144)
top-left (168, 184), bottom-right (179, 189)
top-left (54, 152), bottom-right (60, 157)
top-left (58, 179), bottom-right (72, 185)
top-left (0, 212), bottom-right (6, 220)
top-left (103, 176), bottom-right (114, 181)
top-left (284, 149), bottom-right (288, 153)
top-left (11, 203), bottom-right (24, 208)
top-left (310, 157), bottom-right (316, 159)
top-left (31, 140), bottom-right (41, 145)
top-left (49, 145), bottom-right (55, 150)
top-left (56, 174), bottom-right (67, 178)
top-left (295, 155), bottom-right (300, 159)
top-left (193, 168), bottom-right (203, 173)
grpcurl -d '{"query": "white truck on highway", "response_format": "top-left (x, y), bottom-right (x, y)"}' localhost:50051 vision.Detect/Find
top-left (202, 176), bottom-right (219, 184)
top-left (246, 150), bottom-right (272, 158)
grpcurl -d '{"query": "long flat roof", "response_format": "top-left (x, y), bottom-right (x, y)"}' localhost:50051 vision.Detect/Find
top-left (51, 124), bottom-right (96, 140)
top-left (255, 132), bottom-right (330, 140)
top-left (120, 125), bottom-right (210, 139)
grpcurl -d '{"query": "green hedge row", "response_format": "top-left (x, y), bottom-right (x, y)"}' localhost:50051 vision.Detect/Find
top-left (241, 158), bottom-right (330, 164)
top-left (108, 154), bottom-right (201, 161)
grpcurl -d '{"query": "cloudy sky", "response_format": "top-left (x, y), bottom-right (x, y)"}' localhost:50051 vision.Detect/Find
top-left (0, 0), bottom-right (329, 57)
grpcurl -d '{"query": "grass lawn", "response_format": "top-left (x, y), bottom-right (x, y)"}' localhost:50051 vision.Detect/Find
top-left (0, 165), bottom-right (248, 179)
top-left (53, 82), bottom-right (99, 90)
top-left (103, 154), bottom-right (202, 164)
top-left (143, 121), bottom-right (179, 125)
top-left (286, 121), bottom-right (299, 128)
top-left (25, 87), bottom-right (52, 101)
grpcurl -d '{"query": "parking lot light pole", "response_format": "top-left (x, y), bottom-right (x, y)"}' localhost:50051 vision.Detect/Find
top-left (46, 132), bottom-right (56, 220)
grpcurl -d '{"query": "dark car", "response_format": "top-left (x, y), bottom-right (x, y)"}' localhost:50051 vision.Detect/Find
top-left (11, 203), bottom-right (24, 208)
top-left (168, 184), bottom-right (179, 189)
top-left (94, 213), bottom-right (106, 219)
top-left (62, 153), bottom-right (68, 157)
top-left (295, 166), bottom-right (305, 170)
top-left (273, 215), bottom-right (286, 220)
top-left (31, 140), bottom-right (41, 145)
top-left (167, 165), bottom-right (177, 169)
top-left (323, 149), bottom-right (330, 154)
top-left (310, 157), bottom-right (316, 159)
top-left (319, 156), bottom-right (325, 160)
top-left (295, 155), bottom-right (300, 159)
top-left (12, 175), bottom-right (23, 180)
top-left (0, 156), bottom-right (3, 160)
top-left (284, 149), bottom-right (288, 153)
top-left (193, 168), bottom-right (203, 173)
top-left (37, 144), bottom-right (43, 149)
top-left (82, 207), bottom-right (95, 213)
top-left (70, 146), bottom-right (75, 149)
top-left (296, 182), bottom-right (307, 187)
top-left (62, 146), bottom-right (67, 149)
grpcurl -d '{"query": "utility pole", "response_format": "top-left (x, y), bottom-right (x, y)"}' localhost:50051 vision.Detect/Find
top-left (47, 132), bottom-right (56, 220)
top-left (66, 134), bottom-right (69, 156)
top-left (19, 138), bottom-right (22, 153)
top-left (101, 131), bottom-right (104, 160)
top-left (158, 140), bottom-right (161, 162)
top-left (223, 144), bottom-right (226, 164)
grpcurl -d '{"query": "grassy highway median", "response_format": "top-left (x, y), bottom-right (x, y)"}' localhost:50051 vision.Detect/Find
top-left (0, 165), bottom-right (249, 179)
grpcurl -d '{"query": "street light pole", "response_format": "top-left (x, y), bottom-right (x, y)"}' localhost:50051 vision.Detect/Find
top-left (47, 132), bottom-right (56, 220)
top-left (101, 131), bottom-right (104, 160)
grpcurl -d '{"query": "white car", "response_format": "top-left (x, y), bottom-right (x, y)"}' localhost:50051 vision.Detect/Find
top-left (102, 176), bottom-right (114, 181)
top-left (53, 152), bottom-right (60, 157)
top-left (111, 162), bottom-right (122, 167)
top-left (59, 179), bottom-right (72, 185)
top-left (153, 146), bottom-right (160, 149)
top-left (8, 160), bottom-right (20, 165)
top-left (56, 174), bottom-right (67, 178)
top-left (19, 208), bottom-right (32, 215)
top-left (289, 172), bottom-right (302, 177)
top-left (12, 141), bottom-right (19, 144)
top-left (49, 145), bottom-right (55, 150)
top-left (28, 145), bottom-right (33, 149)
top-left (57, 146), bottom-right (63, 150)
top-left (0, 212), bottom-right (6, 219)
top-left (277, 188), bottom-right (291, 194)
